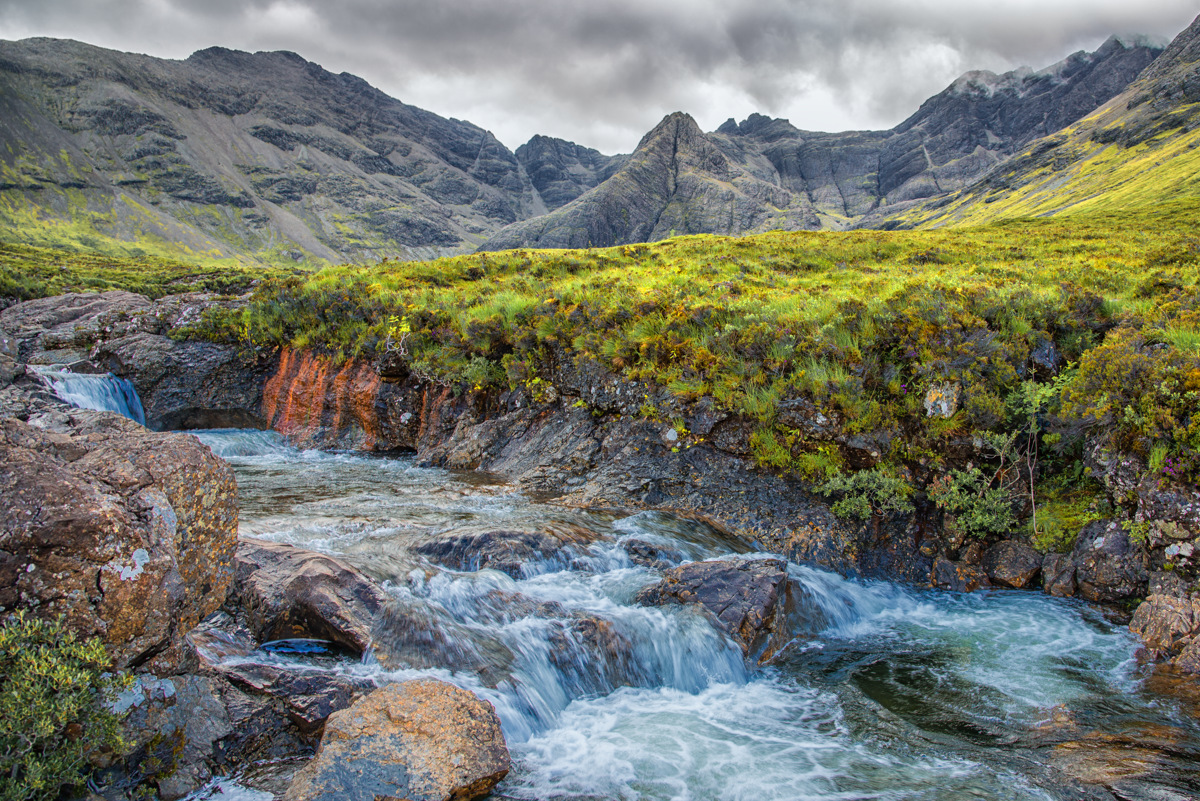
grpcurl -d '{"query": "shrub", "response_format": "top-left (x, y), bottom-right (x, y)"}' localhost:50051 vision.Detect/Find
top-left (928, 466), bottom-right (1018, 539)
top-left (817, 468), bottom-right (915, 520)
top-left (0, 613), bottom-right (124, 801)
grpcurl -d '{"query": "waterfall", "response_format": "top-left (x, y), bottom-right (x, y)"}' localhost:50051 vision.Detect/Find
top-left (33, 367), bottom-right (147, 425)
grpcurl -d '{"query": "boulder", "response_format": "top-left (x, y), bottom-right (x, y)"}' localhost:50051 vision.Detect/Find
top-left (1129, 594), bottom-right (1200, 660)
top-left (931, 555), bottom-right (991, 593)
top-left (411, 525), bottom-right (599, 578)
top-left (636, 557), bottom-right (795, 662)
top-left (284, 679), bottom-right (510, 801)
top-left (0, 412), bottom-right (237, 672)
top-left (230, 538), bottom-right (392, 657)
top-left (982, 541), bottom-right (1042, 589)
top-left (1071, 521), bottom-right (1149, 603)
top-left (1041, 552), bottom-right (1077, 597)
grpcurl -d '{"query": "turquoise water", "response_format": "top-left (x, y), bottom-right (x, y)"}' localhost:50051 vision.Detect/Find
top-left (192, 429), bottom-right (1200, 801)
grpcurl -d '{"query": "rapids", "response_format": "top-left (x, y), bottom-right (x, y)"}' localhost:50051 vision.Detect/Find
top-left (192, 429), bottom-right (1200, 800)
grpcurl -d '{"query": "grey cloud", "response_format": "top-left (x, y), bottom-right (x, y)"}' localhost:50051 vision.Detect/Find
top-left (0, 0), bottom-right (1195, 152)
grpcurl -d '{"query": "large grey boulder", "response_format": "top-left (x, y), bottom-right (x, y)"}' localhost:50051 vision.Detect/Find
top-left (0, 411), bottom-right (237, 673)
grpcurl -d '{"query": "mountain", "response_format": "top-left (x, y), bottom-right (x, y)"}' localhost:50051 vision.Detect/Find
top-left (0, 30), bottom-right (1173, 262)
top-left (0, 38), bottom-right (550, 264)
top-left (480, 112), bottom-right (826, 250)
top-left (516, 135), bottom-right (629, 211)
top-left (883, 15), bottom-right (1200, 227)
top-left (481, 35), bottom-right (1162, 250)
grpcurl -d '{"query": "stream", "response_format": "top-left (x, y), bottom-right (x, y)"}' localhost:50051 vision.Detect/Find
top-left (189, 429), bottom-right (1200, 801)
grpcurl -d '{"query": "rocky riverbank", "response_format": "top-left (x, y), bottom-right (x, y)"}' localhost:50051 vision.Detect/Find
top-left (4, 288), bottom-right (1200, 797)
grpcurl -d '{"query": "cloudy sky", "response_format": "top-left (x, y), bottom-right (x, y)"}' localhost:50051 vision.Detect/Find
top-left (0, 1), bottom-right (1195, 153)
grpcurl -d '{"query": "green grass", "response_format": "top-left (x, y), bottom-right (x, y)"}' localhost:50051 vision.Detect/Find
top-left (0, 242), bottom-right (272, 300)
top-left (6, 197), bottom-right (1200, 518)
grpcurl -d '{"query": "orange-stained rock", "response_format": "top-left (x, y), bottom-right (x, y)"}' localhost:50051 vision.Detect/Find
top-left (0, 411), bottom-right (237, 673)
top-left (263, 348), bottom-right (383, 450)
top-left (284, 679), bottom-right (510, 801)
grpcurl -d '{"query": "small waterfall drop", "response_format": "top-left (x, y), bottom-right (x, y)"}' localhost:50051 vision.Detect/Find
top-left (33, 367), bottom-right (147, 425)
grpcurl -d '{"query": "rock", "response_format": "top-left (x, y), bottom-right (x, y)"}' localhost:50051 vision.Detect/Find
top-left (636, 557), bottom-right (795, 662)
top-left (923, 383), bottom-right (961, 418)
top-left (212, 661), bottom-right (364, 736)
top-left (284, 679), bottom-right (510, 801)
top-left (114, 670), bottom-right (309, 800)
top-left (1042, 553), bottom-right (1078, 597)
top-left (931, 555), bottom-right (991, 593)
top-left (411, 525), bottom-right (599, 578)
top-left (1129, 594), bottom-right (1200, 659)
top-left (230, 538), bottom-right (392, 657)
top-left (1071, 521), bottom-right (1149, 603)
top-left (1175, 639), bottom-right (1200, 674)
top-left (622, 538), bottom-right (685, 570)
top-left (0, 413), bottom-right (237, 672)
top-left (982, 541), bottom-right (1042, 588)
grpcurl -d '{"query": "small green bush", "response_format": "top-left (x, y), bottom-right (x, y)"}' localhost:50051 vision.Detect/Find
top-left (817, 468), bottom-right (915, 520)
top-left (0, 613), bottom-right (124, 801)
top-left (929, 466), bottom-right (1018, 539)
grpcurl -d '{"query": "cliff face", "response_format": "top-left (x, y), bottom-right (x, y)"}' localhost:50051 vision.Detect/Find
top-left (0, 39), bottom-right (543, 263)
top-left (483, 35), bottom-right (1163, 248)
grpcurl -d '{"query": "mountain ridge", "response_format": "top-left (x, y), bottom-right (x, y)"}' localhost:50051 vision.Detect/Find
top-left (0, 30), bottom-right (1176, 262)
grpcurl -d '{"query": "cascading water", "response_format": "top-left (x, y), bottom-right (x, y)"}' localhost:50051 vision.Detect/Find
top-left (32, 366), bottom-right (146, 425)
top-left (189, 429), bottom-right (1200, 801)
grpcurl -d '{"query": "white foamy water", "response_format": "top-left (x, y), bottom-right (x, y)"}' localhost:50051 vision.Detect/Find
top-left (188, 429), bottom-right (1200, 801)
top-left (32, 366), bottom-right (146, 424)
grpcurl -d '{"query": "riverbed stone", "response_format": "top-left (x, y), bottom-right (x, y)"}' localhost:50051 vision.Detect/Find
top-left (230, 538), bottom-right (392, 656)
top-left (636, 557), bottom-right (795, 662)
top-left (1042, 553), bottom-right (1077, 597)
top-left (982, 540), bottom-right (1042, 589)
top-left (1130, 594), bottom-right (1200, 660)
top-left (284, 679), bottom-right (510, 801)
top-left (411, 525), bottom-right (600, 577)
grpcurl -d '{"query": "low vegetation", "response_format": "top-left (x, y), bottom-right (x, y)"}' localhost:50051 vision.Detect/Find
top-left (5, 201), bottom-right (1199, 549)
top-left (0, 613), bottom-right (124, 801)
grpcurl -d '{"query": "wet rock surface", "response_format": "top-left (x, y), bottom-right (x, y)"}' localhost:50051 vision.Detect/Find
top-left (1071, 521), bottom-right (1150, 603)
top-left (636, 557), bottom-right (796, 662)
top-left (931, 555), bottom-right (992, 593)
top-left (284, 679), bottom-right (510, 801)
top-left (230, 537), bottom-right (393, 657)
top-left (412, 525), bottom-right (600, 577)
top-left (0, 410), bottom-right (237, 673)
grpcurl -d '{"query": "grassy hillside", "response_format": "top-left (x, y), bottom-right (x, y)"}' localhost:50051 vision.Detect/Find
top-left (892, 14), bottom-right (1200, 227)
top-left (168, 202), bottom-right (1195, 547)
top-left (5, 198), bottom-right (1198, 550)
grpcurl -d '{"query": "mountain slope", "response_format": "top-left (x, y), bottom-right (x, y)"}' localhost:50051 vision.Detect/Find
top-left (483, 35), bottom-right (1162, 250)
top-left (887, 14), bottom-right (1200, 228)
top-left (0, 38), bottom-right (543, 264)
top-left (480, 112), bottom-right (822, 250)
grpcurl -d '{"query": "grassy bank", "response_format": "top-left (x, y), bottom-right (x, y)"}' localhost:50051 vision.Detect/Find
top-left (6, 202), bottom-right (1199, 548)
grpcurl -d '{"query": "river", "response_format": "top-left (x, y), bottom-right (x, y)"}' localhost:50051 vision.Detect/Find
top-left (187, 429), bottom-right (1200, 801)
